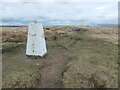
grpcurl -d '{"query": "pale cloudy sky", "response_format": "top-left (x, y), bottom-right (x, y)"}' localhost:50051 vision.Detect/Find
top-left (1, 2), bottom-right (118, 26)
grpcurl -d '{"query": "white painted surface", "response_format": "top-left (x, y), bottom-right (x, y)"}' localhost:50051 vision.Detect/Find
top-left (26, 22), bottom-right (47, 56)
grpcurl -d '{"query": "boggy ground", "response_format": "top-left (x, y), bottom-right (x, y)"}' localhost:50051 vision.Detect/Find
top-left (2, 26), bottom-right (118, 88)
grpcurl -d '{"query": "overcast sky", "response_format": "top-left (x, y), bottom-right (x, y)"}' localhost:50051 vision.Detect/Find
top-left (1, 2), bottom-right (118, 26)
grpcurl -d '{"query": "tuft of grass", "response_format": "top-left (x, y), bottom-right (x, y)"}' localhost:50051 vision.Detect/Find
top-left (2, 67), bottom-right (40, 88)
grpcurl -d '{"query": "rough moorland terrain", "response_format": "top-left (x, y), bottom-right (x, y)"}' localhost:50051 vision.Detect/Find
top-left (1, 26), bottom-right (118, 88)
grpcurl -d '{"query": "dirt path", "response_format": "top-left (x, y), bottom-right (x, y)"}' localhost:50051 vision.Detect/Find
top-left (3, 44), bottom-right (69, 88)
top-left (36, 47), bottom-right (69, 88)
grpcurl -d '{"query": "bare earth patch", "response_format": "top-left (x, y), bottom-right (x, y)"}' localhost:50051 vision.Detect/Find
top-left (36, 47), bottom-right (69, 88)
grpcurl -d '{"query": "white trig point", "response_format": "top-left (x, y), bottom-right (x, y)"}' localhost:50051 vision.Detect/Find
top-left (26, 21), bottom-right (47, 57)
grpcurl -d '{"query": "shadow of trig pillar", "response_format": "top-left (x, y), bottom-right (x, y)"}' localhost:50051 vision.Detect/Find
top-left (26, 21), bottom-right (47, 57)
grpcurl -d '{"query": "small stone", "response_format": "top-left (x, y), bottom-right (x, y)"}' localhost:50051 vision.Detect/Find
top-left (36, 63), bottom-right (39, 66)
top-left (48, 67), bottom-right (51, 69)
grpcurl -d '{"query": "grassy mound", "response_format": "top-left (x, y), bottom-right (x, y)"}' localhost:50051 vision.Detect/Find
top-left (62, 28), bottom-right (118, 88)
top-left (2, 43), bottom-right (40, 88)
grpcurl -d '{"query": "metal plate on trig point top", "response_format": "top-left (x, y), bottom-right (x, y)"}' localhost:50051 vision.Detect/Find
top-left (26, 22), bottom-right (47, 56)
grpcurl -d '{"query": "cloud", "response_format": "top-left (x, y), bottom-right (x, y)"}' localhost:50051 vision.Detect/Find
top-left (1, 0), bottom-right (119, 2)
top-left (1, 2), bottom-right (118, 26)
